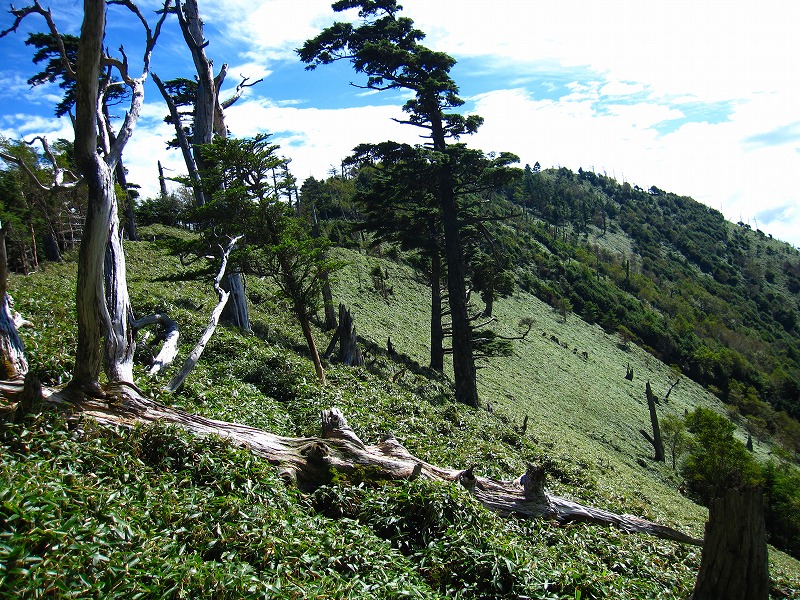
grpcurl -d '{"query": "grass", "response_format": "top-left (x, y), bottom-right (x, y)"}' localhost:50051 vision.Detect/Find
top-left (3, 228), bottom-right (800, 598)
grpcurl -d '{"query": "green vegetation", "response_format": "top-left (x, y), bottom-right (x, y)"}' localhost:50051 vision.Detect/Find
top-left (3, 1), bottom-right (800, 596)
top-left (4, 230), bottom-right (800, 597)
top-left (680, 407), bottom-right (763, 504)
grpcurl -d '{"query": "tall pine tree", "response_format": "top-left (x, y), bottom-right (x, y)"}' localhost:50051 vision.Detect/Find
top-left (300, 0), bottom-right (516, 406)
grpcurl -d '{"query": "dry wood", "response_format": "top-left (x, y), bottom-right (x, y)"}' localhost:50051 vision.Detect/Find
top-left (0, 379), bottom-right (702, 548)
top-left (165, 236), bottom-right (240, 392)
top-left (337, 304), bottom-right (364, 367)
top-left (131, 313), bottom-right (180, 376)
top-left (640, 380), bottom-right (665, 462)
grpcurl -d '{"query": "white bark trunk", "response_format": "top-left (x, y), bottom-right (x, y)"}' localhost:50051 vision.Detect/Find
top-left (0, 228), bottom-right (28, 380)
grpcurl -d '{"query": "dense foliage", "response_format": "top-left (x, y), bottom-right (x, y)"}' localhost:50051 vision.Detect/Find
top-left (506, 167), bottom-right (800, 433)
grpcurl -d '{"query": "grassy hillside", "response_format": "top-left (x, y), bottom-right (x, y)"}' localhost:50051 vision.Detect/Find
top-left (3, 229), bottom-right (799, 598)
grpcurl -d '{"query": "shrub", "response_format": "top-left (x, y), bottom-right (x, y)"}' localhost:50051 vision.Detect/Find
top-left (680, 407), bottom-right (762, 504)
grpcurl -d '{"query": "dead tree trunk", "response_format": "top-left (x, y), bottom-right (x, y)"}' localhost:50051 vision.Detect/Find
top-left (165, 236), bottom-right (240, 393)
top-left (2, 0), bottom-right (169, 393)
top-left (131, 312), bottom-right (179, 376)
top-left (337, 304), bottom-right (364, 367)
top-left (0, 225), bottom-right (28, 380)
top-left (691, 487), bottom-right (769, 600)
top-left (220, 271), bottom-right (250, 332)
top-left (639, 380), bottom-right (665, 462)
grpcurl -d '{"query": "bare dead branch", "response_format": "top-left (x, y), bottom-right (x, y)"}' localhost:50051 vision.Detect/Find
top-left (165, 235), bottom-right (242, 392)
top-left (0, 136), bottom-right (82, 191)
top-left (221, 74), bottom-right (263, 109)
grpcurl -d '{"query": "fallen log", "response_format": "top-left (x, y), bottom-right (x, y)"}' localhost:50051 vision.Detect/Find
top-left (2, 381), bottom-right (703, 546)
top-left (131, 312), bottom-right (179, 376)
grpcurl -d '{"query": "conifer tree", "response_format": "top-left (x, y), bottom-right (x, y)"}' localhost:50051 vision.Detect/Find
top-left (300, 0), bottom-right (517, 405)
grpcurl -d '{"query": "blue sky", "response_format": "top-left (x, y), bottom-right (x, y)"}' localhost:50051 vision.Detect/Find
top-left (2, 0), bottom-right (800, 246)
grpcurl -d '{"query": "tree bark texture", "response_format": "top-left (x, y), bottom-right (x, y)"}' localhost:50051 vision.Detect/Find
top-left (131, 312), bottom-right (180, 376)
top-left (0, 227), bottom-right (28, 380)
top-left (71, 0), bottom-right (133, 389)
top-left (220, 271), bottom-right (250, 332)
top-left (691, 487), bottom-right (769, 600)
top-left (8, 381), bottom-right (702, 548)
top-left (337, 304), bottom-right (363, 367)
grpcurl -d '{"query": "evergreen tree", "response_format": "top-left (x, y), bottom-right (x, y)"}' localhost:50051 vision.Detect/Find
top-left (300, 1), bottom-right (517, 405)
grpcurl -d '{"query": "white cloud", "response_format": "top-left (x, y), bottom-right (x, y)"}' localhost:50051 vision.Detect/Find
top-left (468, 86), bottom-right (800, 246)
top-left (402, 0), bottom-right (800, 102)
top-left (203, 0), bottom-right (337, 63)
top-left (3, 1), bottom-right (798, 246)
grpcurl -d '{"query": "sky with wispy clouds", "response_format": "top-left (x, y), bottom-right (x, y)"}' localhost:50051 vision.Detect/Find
top-left (2, 0), bottom-right (799, 245)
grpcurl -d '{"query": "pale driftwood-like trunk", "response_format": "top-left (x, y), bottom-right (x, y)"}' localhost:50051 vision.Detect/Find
top-left (0, 227), bottom-right (28, 380)
top-left (72, 1), bottom-right (127, 390)
top-left (131, 313), bottom-right (180, 376)
top-left (691, 487), bottom-right (768, 600)
top-left (4, 0), bottom-right (169, 391)
top-left (165, 236), bottom-right (240, 393)
top-left (10, 381), bottom-right (702, 547)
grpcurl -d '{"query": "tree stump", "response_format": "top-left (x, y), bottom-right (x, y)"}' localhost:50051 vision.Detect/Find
top-left (337, 304), bottom-right (363, 367)
top-left (13, 372), bottom-right (42, 423)
top-left (691, 487), bottom-right (769, 600)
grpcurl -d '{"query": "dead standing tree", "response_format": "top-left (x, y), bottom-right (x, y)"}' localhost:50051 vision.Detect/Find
top-left (153, 0), bottom-right (262, 332)
top-left (640, 380), bottom-right (665, 462)
top-left (2, 0), bottom-right (171, 394)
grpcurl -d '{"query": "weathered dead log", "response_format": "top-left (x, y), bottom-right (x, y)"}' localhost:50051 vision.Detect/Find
top-left (131, 313), bottom-right (179, 376)
top-left (691, 487), bottom-right (768, 600)
top-left (165, 236), bottom-right (240, 393)
top-left (6, 381), bottom-right (702, 547)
